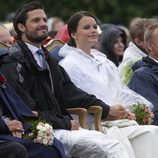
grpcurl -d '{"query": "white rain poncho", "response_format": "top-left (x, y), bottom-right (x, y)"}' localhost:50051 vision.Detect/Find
top-left (59, 44), bottom-right (152, 110)
top-left (58, 44), bottom-right (158, 158)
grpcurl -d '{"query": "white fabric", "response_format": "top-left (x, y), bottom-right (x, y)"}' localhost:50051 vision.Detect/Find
top-left (102, 119), bottom-right (138, 128)
top-left (120, 125), bottom-right (158, 158)
top-left (25, 43), bottom-right (43, 67)
top-left (59, 44), bottom-right (152, 110)
top-left (58, 44), bottom-right (158, 158)
top-left (54, 128), bottom-right (132, 158)
top-left (118, 42), bottom-right (147, 83)
top-left (120, 42), bottom-right (147, 64)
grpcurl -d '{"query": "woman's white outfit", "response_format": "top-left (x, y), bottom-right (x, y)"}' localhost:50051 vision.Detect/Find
top-left (58, 44), bottom-right (158, 158)
top-left (54, 128), bottom-right (131, 158)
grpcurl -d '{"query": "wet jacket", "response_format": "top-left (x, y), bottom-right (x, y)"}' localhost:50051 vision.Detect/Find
top-left (0, 40), bottom-right (109, 130)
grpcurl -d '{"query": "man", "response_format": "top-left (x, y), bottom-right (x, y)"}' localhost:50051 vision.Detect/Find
top-left (128, 22), bottom-right (158, 125)
top-left (118, 18), bottom-right (157, 84)
top-left (0, 2), bottom-right (132, 158)
top-left (0, 72), bottom-right (67, 158)
top-left (0, 22), bottom-right (27, 158)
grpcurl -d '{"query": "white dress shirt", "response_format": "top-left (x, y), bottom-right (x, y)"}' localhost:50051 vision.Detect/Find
top-left (25, 43), bottom-right (43, 67)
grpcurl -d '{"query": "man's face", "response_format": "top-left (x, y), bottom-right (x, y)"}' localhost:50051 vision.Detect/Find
top-left (21, 9), bottom-right (48, 44)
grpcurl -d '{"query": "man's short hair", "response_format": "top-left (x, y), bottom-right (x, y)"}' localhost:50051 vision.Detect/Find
top-left (13, 1), bottom-right (43, 39)
top-left (144, 22), bottom-right (158, 46)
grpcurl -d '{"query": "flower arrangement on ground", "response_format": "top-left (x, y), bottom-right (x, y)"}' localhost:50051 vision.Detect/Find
top-left (131, 102), bottom-right (154, 125)
top-left (24, 120), bottom-right (54, 146)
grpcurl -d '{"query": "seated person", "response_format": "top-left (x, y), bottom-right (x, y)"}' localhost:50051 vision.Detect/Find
top-left (99, 25), bottom-right (127, 66)
top-left (128, 22), bottom-right (158, 126)
top-left (58, 10), bottom-right (158, 158)
top-left (118, 18), bottom-right (157, 84)
top-left (59, 11), bottom-right (151, 115)
top-left (0, 72), bottom-right (67, 158)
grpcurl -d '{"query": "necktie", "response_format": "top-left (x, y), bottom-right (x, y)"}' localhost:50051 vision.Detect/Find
top-left (36, 49), bottom-right (47, 69)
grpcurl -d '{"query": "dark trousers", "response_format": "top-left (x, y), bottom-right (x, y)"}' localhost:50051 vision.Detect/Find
top-left (0, 141), bottom-right (27, 158)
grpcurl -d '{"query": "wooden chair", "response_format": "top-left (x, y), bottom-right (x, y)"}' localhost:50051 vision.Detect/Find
top-left (0, 41), bottom-right (10, 48)
top-left (66, 106), bottom-right (103, 131)
top-left (67, 108), bottom-right (87, 128)
top-left (0, 42), bottom-right (9, 57)
top-left (87, 106), bottom-right (103, 132)
top-left (44, 39), bottom-right (64, 52)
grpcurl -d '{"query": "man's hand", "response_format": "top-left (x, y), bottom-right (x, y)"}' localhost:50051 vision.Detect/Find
top-left (71, 120), bottom-right (80, 130)
top-left (127, 113), bottom-right (136, 120)
top-left (5, 120), bottom-right (24, 138)
top-left (108, 105), bottom-right (128, 120)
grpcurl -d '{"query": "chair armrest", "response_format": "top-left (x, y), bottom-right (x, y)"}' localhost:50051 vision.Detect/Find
top-left (67, 108), bottom-right (87, 128)
top-left (88, 106), bottom-right (103, 132)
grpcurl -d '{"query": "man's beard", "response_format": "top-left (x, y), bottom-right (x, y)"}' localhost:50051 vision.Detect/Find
top-left (25, 31), bottom-right (48, 43)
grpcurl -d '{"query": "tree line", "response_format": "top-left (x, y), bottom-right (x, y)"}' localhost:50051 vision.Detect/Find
top-left (1, 0), bottom-right (158, 27)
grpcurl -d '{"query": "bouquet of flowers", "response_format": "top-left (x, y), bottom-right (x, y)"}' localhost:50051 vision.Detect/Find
top-left (0, 73), bottom-right (6, 88)
top-left (131, 102), bottom-right (154, 125)
top-left (24, 120), bottom-right (54, 146)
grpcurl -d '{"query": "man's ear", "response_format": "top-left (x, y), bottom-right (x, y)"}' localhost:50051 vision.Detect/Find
top-left (147, 43), bottom-right (152, 52)
top-left (17, 23), bottom-right (25, 32)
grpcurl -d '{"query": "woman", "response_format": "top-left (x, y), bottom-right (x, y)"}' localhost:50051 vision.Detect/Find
top-left (58, 10), bottom-right (158, 158)
top-left (0, 73), bottom-right (67, 158)
top-left (99, 25), bottom-right (127, 66)
top-left (59, 11), bottom-right (150, 109)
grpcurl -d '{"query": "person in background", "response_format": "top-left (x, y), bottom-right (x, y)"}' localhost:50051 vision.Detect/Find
top-left (55, 24), bottom-right (70, 43)
top-left (47, 17), bottom-right (65, 38)
top-left (99, 25), bottom-right (127, 66)
top-left (118, 18), bottom-right (158, 84)
top-left (0, 2), bottom-right (131, 158)
top-left (0, 24), bottom-right (13, 47)
top-left (128, 22), bottom-right (158, 125)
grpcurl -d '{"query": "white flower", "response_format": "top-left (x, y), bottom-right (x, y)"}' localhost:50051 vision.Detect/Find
top-left (43, 138), bottom-right (48, 145)
top-left (36, 124), bottom-right (43, 130)
top-left (27, 121), bottom-right (54, 146)
top-left (41, 127), bottom-right (47, 132)
top-left (38, 130), bottom-right (44, 137)
top-left (44, 123), bottom-right (50, 128)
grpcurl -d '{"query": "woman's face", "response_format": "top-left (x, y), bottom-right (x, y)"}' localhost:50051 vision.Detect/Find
top-left (72, 16), bottom-right (99, 48)
top-left (113, 36), bottom-right (125, 57)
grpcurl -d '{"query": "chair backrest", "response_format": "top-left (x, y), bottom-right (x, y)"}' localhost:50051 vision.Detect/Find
top-left (0, 48), bottom-right (8, 57)
top-left (0, 42), bottom-right (9, 58)
top-left (0, 41), bottom-right (10, 48)
top-left (49, 44), bottom-right (64, 62)
top-left (44, 39), bottom-right (64, 62)
top-left (44, 39), bottom-right (64, 52)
